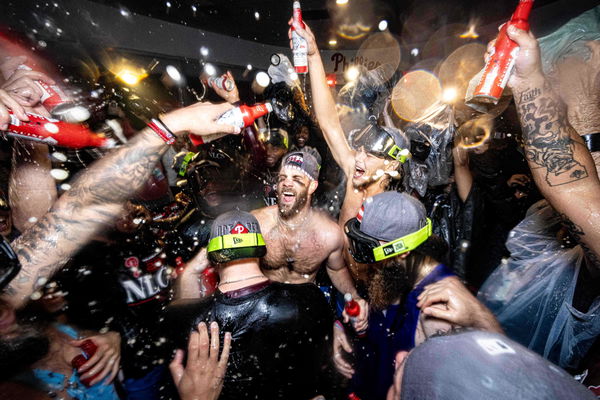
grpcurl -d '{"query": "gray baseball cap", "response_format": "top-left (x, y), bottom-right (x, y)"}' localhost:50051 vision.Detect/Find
top-left (359, 192), bottom-right (428, 242)
top-left (281, 150), bottom-right (321, 181)
top-left (207, 210), bottom-right (266, 263)
top-left (400, 330), bottom-right (596, 400)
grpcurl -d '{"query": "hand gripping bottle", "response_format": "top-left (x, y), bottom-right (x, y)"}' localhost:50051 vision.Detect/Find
top-left (71, 339), bottom-right (101, 387)
top-left (17, 64), bottom-right (90, 122)
top-left (291, 1), bottom-right (308, 74)
top-left (5, 110), bottom-right (114, 148)
top-left (190, 102), bottom-right (273, 146)
top-left (207, 76), bottom-right (235, 92)
top-left (472, 0), bottom-right (534, 103)
top-left (344, 293), bottom-right (366, 337)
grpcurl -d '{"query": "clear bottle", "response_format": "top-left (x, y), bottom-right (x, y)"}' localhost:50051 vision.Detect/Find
top-left (291, 1), bottom-right (308, 74)
top-left (190, 103), bottom-right (273, 146)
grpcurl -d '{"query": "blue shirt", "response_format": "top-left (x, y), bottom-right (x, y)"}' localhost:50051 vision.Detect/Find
top-left (351, 264), bottom-right (455, 400)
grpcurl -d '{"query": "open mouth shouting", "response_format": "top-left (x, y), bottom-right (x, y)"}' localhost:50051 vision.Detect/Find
top-left (280, 190), bottom-right (296, 205)
top-left (354, 165), bottom-right (366, 179)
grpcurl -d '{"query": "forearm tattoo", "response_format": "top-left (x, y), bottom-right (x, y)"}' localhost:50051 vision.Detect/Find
top-left (516, 81), bottom-right (588, 187)
top-left (559, 213), bottom-right (600, 270)
top-left (4, 131), bottom-right (166, 303)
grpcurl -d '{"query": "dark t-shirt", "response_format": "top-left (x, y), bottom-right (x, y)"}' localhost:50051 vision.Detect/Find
top-left (166, 281), bottom-right (333, 400)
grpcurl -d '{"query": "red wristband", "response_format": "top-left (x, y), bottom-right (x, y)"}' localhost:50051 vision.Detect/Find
top-left (148, 118), bottom-right (176, 145)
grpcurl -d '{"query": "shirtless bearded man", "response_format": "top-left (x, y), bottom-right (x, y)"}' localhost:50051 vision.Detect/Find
top-left (252, 151), bottom-right (367, 323)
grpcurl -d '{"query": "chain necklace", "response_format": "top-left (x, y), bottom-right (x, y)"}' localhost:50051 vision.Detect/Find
top-left (218, 274), bottom-right (266, 287)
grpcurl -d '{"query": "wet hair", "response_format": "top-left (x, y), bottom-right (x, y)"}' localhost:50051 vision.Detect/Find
top-left (368, 235), bottom-right (448, 310)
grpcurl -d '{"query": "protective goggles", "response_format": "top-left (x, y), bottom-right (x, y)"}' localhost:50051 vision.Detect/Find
top-left (258, 128), bottom-right (289, 149)
top-left (349, 124), bottom-right (411, 163)
top-left (0, 235), bottom-right (21, 291)
top-left (344, 217), bottom-right (432, 264)
top-left (207, 233), bottom-right (266, 253)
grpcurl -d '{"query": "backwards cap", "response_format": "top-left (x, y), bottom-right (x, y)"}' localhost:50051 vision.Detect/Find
top-left (207, 210), bottom-right (266, 263)
top-left (281, 150), bottom-right (321, 181)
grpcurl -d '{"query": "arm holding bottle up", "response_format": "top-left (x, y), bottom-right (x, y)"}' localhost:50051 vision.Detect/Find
top-left (287, 19), bottom-right (355, 176)
top-left (504, 25), bottom-right (600, 273)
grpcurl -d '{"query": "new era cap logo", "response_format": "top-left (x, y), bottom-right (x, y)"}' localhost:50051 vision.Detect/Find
top-left (233, 237), bottom-right (243, 244)
top-left (231, 223), bottom-right (249, 234)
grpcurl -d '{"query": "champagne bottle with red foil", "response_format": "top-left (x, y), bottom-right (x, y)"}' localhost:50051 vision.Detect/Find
top-left (5, 110), bottom-right (114, 148)
top-left (17, 64), bottom-right (71, 111)
top-left (71, 339), bottom-right (100, 387)
top-left (190, 102), bottom-right (273, 146)
top-left (344, 293), bottom-right (366, 337)
top-left (291, 1), bottom-right (308, 74)
top-left (472, 0), bottom-right (535, 103)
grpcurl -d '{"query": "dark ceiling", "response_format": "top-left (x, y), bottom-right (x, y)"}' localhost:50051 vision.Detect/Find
top-left (87, 0), bottom-right (599, 49)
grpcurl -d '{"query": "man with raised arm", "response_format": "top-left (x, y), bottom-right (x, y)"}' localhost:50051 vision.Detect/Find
top-left (478, 25), bottom-right (600, 374)
top-left (288, 21), bottom-right (411, 283)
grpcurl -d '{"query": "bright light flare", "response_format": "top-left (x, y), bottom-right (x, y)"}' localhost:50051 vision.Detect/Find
top-left (378, 20), bottom-right (388, 31)
top-left (255, 71), bottom-right (270, 87)
top-left (442, 87), bottom-right (458, 103)
top-left (329, 39), bottom-right (338, 46)
top-left (459, 25), bottom-right (480, 39)
top-left (204, 63), bottom-right (216, 76)
top-left (336, 0), bottom-right (349, 4)
top-left (117, 69), bottom-right (147, 85)
top-left (345, 66), bottom-right (360, 82)
top-left (166, 65), bottom-right (182, 82)
top-left (200, 46), bottom-right (209, 57)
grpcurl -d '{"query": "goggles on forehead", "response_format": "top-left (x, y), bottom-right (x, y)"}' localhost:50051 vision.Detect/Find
top-left (349, 124), bottom-right (411, 163)
top-left (258, 128), bottom-right (289, 149)
top-left (0, 235), bottom-right (21, 291)
top-left (344, 217), bottom-right (432, 264)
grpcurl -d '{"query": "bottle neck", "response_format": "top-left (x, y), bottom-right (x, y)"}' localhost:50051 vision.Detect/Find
top-left (511, 0), bottom-right (534, 22)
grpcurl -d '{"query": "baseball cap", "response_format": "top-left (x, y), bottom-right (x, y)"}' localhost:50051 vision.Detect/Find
top-left (349, 123), bottom-right (411, 163)
top-left (400, 330), bottom-right (596, 400)
top-left (344, 192), bottom-right (432, 263)
top-left (207, 210), bottom-right (266, 263)
top-left (361, 192), bottom-right (428, 241)
top-left (281, 150), bottom-right (321, 181)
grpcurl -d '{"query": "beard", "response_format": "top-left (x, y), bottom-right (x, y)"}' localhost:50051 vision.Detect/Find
top-left (0, 322), bottom-right (49, 378)
top-left (277, 187), bottom-right (309, 218)
top-left (368, 260), bottom-right (412, 311)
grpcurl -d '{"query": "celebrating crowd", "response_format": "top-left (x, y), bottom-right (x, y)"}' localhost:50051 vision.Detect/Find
top-left (0, 3), bottom-right (599, 400)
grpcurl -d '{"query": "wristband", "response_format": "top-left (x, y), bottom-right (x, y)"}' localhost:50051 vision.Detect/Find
top-left (582, 132), bottom-right (600, 153)
top-left (148, 118), bottom-right (176, 145)
top-left (334, 320), bottom-right (344, 330)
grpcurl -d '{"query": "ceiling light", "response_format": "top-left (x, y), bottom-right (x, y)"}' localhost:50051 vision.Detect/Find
top-left (345, 66), bottom-right (360, 82)
top-left (336, 0), bottom-right (349, 5)
top-left (255, 71), bottom-right (270, 88)
top-left (166, 65), bottom-right (182, 82)
top-left (200, 46), bottom-right (209, 57)
top-left (378, 20), bottom-right (388, 31)
top-left (442, 87), bottom-right (458, 103)
top-left (204, 63), bottom-right (216, 76)
top-left (329, 39), bottom-right (337, 46)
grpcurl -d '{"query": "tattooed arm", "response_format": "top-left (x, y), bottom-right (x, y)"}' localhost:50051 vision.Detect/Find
top-left (506, 26), bottom-right (600, 272)
top-left (3, 102), bottom-right (239, 307)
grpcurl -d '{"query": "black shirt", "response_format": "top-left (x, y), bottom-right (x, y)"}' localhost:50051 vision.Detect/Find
top-left (166, 281), bottom-right (333, 400)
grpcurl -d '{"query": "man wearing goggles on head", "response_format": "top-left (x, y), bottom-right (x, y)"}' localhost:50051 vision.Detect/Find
top-left (336, 192), bottom-right (501, 399)
top-left (286, 22), bottom-right (411, 284)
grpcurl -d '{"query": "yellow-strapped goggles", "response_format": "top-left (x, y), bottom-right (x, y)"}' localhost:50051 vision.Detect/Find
top-left (207, 233), bottom-right (266, 253)
top-left (372, 218), bottom-right (432, 262)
